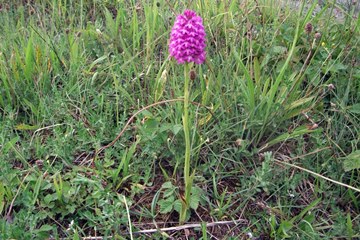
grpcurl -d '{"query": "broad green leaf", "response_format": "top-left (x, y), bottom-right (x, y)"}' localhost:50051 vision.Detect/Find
top-left (37, 224), bottom-right (53, 232)
top-left (277, 220), bottom-right (293, 238)
top-left (343, 150), bottom-right (360, 172)
top-left (141, 118), bottom-right (160, 136)
top-left (159, 123), bottom-right (173, 133)
top-left (285, 97), bottom-right (315, 111)
top-left (44, 193), bottom-right (57, 204)
top-left (330, 63), bottom-right (347, 72)
top-left (163, 187), bottom-right (175, 198)
top-left (158, 196), bottom-right (174, 214)
top-left (272, 46), bottom-right (287, 54)
top-left (66, 204), bottom-right (76, 214)
top-left (173, 199), bottom-right (183, 213)
top-left (172, 124), bottom-right (183, 135)
top-left (348, 104), bottom-right (360, 114)
top-left (161, 181), bottom-right (173, 189)
top-left (190, 186), bottom-right (202, 210)
top-left (190, 193), bottom-right (200, 210)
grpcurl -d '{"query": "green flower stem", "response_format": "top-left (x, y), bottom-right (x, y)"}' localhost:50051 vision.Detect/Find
top-left (181, 63), bottom-right (192, 222)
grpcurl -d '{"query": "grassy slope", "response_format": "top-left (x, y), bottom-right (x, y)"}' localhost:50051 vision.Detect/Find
top-left (0, 0), bottom-right (359, 239)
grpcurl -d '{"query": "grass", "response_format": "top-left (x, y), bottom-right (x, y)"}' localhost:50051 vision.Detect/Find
top-left (0, 0), bottom-right (359, 239)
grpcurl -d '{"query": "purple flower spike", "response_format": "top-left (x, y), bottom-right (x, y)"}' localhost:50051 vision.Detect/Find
top-left (169, 10), bottom-right (206, 64)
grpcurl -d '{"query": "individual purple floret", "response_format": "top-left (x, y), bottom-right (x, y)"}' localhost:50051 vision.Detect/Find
top-left (169, 10), bottom-right (206, 64)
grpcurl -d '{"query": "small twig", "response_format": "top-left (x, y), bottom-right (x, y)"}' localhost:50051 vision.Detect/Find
top-left (56, 219), bottom-right (247, 240)
top-left (133, 219), bottom-right (246, 234)
top-left (81, 237), bottom-right (103, 240)
top-left (285, 147), bottom-right (331, 162)
top-left (274, 159), bottom-right (360, 193)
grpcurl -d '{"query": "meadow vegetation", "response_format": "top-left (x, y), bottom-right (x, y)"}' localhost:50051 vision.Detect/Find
top-left (0, 0), bottom-right (359, 239)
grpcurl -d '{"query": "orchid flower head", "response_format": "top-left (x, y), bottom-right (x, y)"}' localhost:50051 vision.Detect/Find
top-left (169, 10), bottom-right (206, 64)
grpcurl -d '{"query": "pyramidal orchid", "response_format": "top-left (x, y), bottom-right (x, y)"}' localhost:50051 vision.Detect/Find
top-left (169, 10), bottom-right (206, 223)
top-left (169, 10), bottom-right (206, 64)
